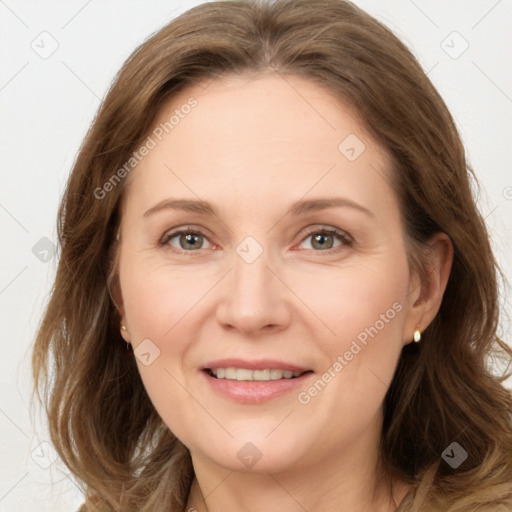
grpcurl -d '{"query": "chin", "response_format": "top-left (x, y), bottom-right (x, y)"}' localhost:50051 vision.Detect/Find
top-left (191, 435), bottom-right (314, 474)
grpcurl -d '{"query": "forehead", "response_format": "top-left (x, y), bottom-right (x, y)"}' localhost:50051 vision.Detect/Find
top-left (121, 72), bottom-right (395, 219)
top-left (153, 71), bottom-right (377, 162)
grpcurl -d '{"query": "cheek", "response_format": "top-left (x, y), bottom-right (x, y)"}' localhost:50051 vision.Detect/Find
top-left (119, 255), bottom-right (217, 340)
top-left (119, 259), bottom-right (214, 440)
top-left (293, 256), bottom-right (409, 417)
top-left (292, 256), bottom-right (409, 392)
top-left (118, 257), bottom-right (220, 417)
top-left (294, 258), bottom-right (408, 342)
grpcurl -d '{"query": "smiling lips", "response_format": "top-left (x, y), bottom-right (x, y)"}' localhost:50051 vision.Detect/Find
top-left (207, 367), bottom-right (308, 380)
top-left (201, 359), bottom-right (314, 403)
top-left (202, 358), bottom-right (312, 379)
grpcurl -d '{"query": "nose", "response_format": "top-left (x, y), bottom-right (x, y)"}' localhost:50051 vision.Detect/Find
top-left (215, 247), bottom-right (292, 335)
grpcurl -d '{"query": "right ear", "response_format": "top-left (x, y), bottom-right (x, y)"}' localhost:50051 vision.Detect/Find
top-left (111, 274), bottom-right (131, 343)
top-left (109, 229), bottom-right (132, 343)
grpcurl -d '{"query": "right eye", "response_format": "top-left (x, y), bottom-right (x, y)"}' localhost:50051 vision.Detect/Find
top-left (161, 229), bottom-right (214, 252)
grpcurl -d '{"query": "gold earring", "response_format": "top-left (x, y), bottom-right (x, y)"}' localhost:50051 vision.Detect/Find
top-left (120, 325), bottom-right (131, 350)
top-left (413, 328), bottom-right (421, 343)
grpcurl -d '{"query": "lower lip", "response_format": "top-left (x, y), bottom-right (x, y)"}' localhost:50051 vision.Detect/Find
top-left (200, 370), bottom-right (314, 404)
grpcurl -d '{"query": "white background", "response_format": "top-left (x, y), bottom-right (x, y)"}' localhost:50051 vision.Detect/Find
top-left (1, 1), bottom-right (511, 510)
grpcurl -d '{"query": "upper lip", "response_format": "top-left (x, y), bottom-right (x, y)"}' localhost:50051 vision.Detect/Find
top-left (202, 358), bottom-right (311, 372)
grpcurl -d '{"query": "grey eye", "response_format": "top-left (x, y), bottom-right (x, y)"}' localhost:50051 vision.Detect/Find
top-left (300, 231), bottom-right (345, 251)
top-left (166, 231), bottom-right (212, 250)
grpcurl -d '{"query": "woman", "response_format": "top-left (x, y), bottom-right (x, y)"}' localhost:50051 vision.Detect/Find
top-left (32, 1), bottom-right (512, 511)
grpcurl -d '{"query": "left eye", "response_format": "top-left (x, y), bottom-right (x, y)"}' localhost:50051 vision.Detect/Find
top-left (298, 229), bottom-right (349, 251)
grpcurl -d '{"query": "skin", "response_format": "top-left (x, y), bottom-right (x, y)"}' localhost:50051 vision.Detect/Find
top-left (116, 72), bottom-right (453, 512)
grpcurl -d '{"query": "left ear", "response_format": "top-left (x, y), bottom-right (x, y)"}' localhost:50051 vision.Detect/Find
top-left (402, 232), bottom-right (453, 344)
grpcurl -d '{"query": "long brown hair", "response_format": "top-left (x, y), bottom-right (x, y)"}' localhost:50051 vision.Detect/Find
top-left (31, 1), bottom-right (512, 510)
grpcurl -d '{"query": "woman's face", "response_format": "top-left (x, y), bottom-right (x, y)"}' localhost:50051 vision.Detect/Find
top-left (117, 73), bottom-right (424, 473)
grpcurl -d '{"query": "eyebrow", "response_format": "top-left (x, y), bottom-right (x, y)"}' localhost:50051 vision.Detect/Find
top-left (143, 197), bottom-right (374, 218)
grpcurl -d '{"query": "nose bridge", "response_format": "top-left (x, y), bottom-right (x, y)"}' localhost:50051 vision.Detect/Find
top-left (233, 245), bottom-right (270, 295)
top-left (215, 238), bottom-right (291, 333)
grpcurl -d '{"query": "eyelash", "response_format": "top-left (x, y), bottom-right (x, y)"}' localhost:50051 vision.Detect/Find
top-left (299, 226), bottom-right (353, 252)
top-left (159, 225), bottom-right (353, 255)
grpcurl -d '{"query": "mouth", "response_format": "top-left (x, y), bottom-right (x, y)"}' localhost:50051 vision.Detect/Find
top-left (204, 368), bottom-right (313, 381)
top-left (200, 363), bottom-right (315, 403)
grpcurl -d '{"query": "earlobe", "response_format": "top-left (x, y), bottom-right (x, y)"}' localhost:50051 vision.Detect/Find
top-left (108, 270), bottom-right (131, 343)
top-left (403, 233), bottom-right (453, 344)
top-left (120, 323), bottom-right (131, 343)
top-left (110, 273), bottom-right (123, 312)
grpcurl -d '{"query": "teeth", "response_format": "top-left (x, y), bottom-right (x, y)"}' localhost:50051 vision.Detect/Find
top-left (210, 367), bottom-right (304, 381)
top-left (270, 369), bottom-right (283, 380)
top-left (236, 369), bottom-right (253, 381)
top-left (225, 368), bottom-right (237, 379)
top-left (253, 369), bottom-right (270, 380)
